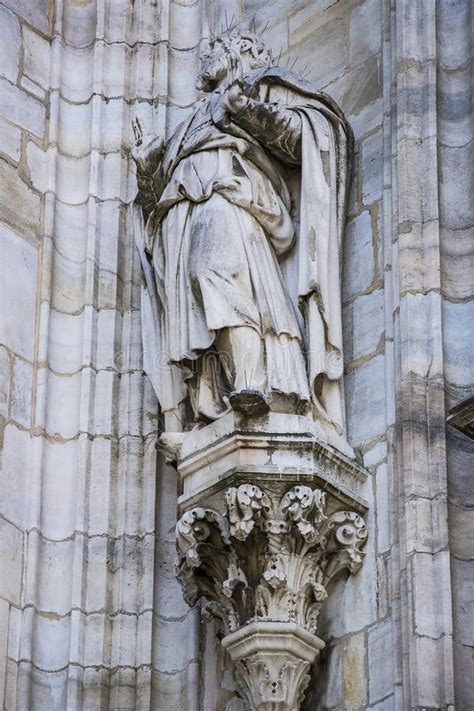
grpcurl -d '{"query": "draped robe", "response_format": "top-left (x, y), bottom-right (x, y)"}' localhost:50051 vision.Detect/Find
top-left (134, 68), bottom-right (352, 433)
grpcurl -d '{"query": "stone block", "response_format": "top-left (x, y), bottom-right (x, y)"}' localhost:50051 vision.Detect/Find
top-left (16, 664), bottom-right (70, 710)
top-left (411, 635), bottom-right (455, 709)
top-left (92, 96), bottom-right (125, 154)
top-left (56, 97), bottom-right (92, 158)
top-left (452, 558), bottom-right (474, 646)
top-left (36, 369), bottom-right (82, 439)
top-left (120, 436), bottom-right (157, 537)
top-left (153, 616), bottom-right (199, 674)
top-left (398, 292), bottom-right (444, 378)
top-left (20, 76), bottom-right (46, 101)
top-left (343, 210), bottom-right (375, 299)
top-left (289, 0), bottom-right (343, 49)
top-left (107, 534), bottom-right (155, 614)
top-left (345, 355), bottom-right (386, 448)
top-left (0, 116), bottom-right (21, 163)
top-left (7, 604), bottom-right (20, 662)
top-left (453, 640), bottom-right (474, 710)
top-left (0, 599), bottom-right (9, 708)
top-left (0, 346), bottom-right (10, 418)
top-left (130, 44), bottom-right (158, 101)
top-left (361, 128), bottom-right (383, 205)
top-left (343, 288), bottom-right (384, 363)
top-left (11, 358), bottom-right (33, 427)
top-left (288, 11), bottom-right (348, 90)
top-left (446, 425), bottom-right (474, 506)
top-left (2, 0), bottom-right (49, 33)
top-left (0, 6), bottom-right (21, 83)
top-left (325, 55), bottom-right (382, 136)
top-left (0, 425), bottom-right (30, 528)
top-left (0, 518), bottom-right (23, 604)
top-left (368, 696), bottom-right (395, 710)
top-left (448, 503), bottom-right (474, 560)
top-left (0, 78), bottom-right (46, 139)
top-left (23, 27), bottom-right (50, 90)
top-left (47, 309), bottom-right (84, 375)
top-left (0, 160), bottom-right (41, 243)
top-left (368, 619), bottom-right (394, 703)
top-left (151, 663), bottom-right (200, 708)
top-left (375, 462), bottom-right (390, 553)
top-left (442, 299), bottom-right (474, 387)
top-left (168, 46), bottom-right (200, 107)
top-left (412, 551), bottom-right (453, 640)
top-left (55, 152), bottom-right (91, 204)
top-left (363, 440), bottom-right (387, 469)
top-left (22, 435), bottom-right (79, 537)
top-left (342, 631), bottom-right (368, 709)
top-left (23, 532), bottom-right (75, 614)
top-left (439, 143), bottom-right (472, 230)
top-left (169, 0), bottom-right (203, 51)
top-left (440, 227), bottom-right (474, 302)
top-left (349, 0), bottom-right (382, 64)
top-left (0, 224), bottom-right (38, 360)
top-left (19, 607), bottom-right (71, 672)
top-left (60, 45), bottom-right (94, 103)
top-left (26, 141), bottom-right (55, 194)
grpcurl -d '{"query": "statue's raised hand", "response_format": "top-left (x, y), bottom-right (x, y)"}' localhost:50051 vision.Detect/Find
top-left (131, 117), bottom-right (164, 176)
top-left (222, 80), bottom-right (249, 116)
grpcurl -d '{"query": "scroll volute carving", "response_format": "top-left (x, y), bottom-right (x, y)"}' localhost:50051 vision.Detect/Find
top-left (176, 484), bottom-right (367, 637)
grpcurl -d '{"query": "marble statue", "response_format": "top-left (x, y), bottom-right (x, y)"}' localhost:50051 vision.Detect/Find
top-left (132, 27), bottom-right (352, 439)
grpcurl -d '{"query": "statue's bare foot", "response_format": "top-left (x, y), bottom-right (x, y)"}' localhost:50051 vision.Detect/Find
top-left (157, 432), bottom-right (186, 459)
top-left (229, 390), bottom-right (270, 418)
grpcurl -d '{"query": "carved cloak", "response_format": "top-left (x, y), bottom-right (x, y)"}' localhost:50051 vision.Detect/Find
top-left (134, 67), bottom-right (352, 433)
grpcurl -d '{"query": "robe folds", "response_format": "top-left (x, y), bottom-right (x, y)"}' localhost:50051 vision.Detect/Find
top-left (134, 67), bottom-right (352, 432)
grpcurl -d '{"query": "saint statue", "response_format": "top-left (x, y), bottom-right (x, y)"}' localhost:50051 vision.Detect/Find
top-left (132, 27), bottom-right (352, 443)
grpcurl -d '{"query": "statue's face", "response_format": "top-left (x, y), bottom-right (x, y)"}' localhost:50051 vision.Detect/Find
top-left (197, 40), bottom-right (230, 92)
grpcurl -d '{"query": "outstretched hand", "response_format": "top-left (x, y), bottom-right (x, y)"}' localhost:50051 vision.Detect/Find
top-left (131, 117), bottom-right (164, 176)
top-left (132, 116), bottom-right (147, 147)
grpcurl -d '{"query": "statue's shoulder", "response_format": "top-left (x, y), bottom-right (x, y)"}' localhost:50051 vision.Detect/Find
top-left (242, 67), bottom-right (346, 121)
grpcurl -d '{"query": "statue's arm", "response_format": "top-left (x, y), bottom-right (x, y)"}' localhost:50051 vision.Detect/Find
top-left (131, 118), bottom-right (165, 219)
top-left (224, 83), bottom-right (302, 165)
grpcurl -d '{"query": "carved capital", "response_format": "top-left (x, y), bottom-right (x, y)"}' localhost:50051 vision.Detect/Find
top-left (176, 483), bottom-right (367, 709)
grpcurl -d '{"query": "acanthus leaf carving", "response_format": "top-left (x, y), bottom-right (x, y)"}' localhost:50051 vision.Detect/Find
top-left (176, 485), bottom-right (367, 636)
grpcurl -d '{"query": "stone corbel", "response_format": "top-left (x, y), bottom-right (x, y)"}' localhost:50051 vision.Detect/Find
top-left (176, 484), bottom-right (367, 710)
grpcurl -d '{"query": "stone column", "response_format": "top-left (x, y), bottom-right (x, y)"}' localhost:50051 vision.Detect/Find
top-left (386, 0), bottom-right (458, 707)
top-left (174, 413), bottom-right (368, 709)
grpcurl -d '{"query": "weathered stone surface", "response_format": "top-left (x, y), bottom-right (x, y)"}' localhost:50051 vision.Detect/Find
top-left (361, 128), bottom-right (383, 206)
top-left (0, 6), bottom-right (20, 83)
top-left (368, 619), bottom-right (394, 704)
top-left (0, 346), bottom-right (10, 418)
top-left (2, 0), bottom-right (49, 33)
top-left (11, 358), bottom-right (33, 427)
top-left (343, 288), bottom-right (384, 362)
top-left (0, 117), bottom-right (21, 162)
top-left (0, 517), bottom-right (23, 604)
top-left (349, 0), bottom-right (382, 64)
top-left (342, 631), bottom-right (368, 710)
top-left (343, 211), bottom-right (376, 299)
top-left (0, 224), bottom-right (38, 360)
top-left (0, 78), bottom-right (46, 139)
top-left (345, 355), bottom-right (386, 447)
top-left (23, 27), bottom-right (51, 90)
top-left (0, 161), bottom-right (41, 242)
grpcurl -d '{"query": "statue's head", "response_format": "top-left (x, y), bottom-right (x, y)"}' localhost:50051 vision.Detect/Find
top-left (196, 29), bottom-right (272, 92)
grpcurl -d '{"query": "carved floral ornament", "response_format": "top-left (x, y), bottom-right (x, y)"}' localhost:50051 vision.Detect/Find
top-left (176, 484), bottom-right (367, 637)
top-left (176, 485), bottom-right (367, 709)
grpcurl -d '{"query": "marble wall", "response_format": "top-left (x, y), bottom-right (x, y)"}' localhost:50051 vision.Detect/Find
top-left (0, 0), bottom-right (472, 709)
